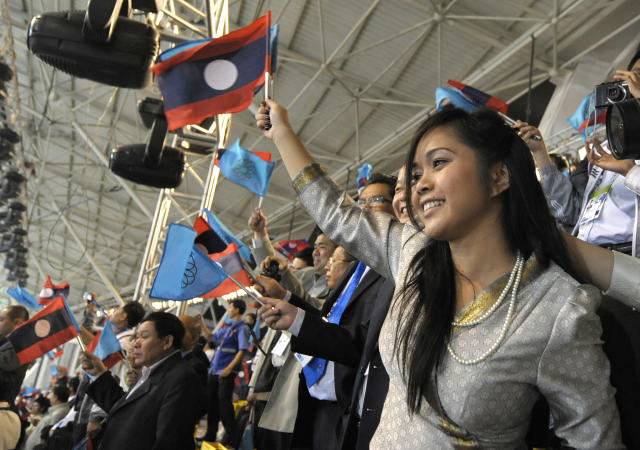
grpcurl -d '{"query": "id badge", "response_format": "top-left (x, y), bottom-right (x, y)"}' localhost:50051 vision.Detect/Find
top-left (271, 332), bottom-right (291, 357)
top-left (579, 185), bottom-right (611, 226)
top-left (294, 352), bottom-right (313, 368)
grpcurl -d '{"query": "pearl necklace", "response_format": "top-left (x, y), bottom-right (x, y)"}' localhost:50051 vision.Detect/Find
top-left (447, 252), bottom-right (524, 365)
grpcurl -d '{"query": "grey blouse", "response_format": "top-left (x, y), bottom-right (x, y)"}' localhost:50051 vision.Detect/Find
top-left (293, 163), bottom-right (623, 449)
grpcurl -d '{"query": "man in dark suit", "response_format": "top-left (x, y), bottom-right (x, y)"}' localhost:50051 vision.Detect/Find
top-left (81, 312), bottom-right (204, 450)
top-left (259, 171), bottom-right (410, 449)
top-left (179, 314), bottom-right (209, 387)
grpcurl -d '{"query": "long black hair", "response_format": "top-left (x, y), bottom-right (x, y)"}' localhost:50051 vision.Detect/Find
top-left (395, 107), bottom-right (578, 414)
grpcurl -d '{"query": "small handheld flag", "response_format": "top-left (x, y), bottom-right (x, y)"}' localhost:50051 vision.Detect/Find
top-left (275, 239), bottom-right (309, 261)
top-left (7, 297), bottom-right (79, 365)
top-left (446, 80), bottom-right (509, 114)
top-left (203, 208), bottom-right (256, 268)
top-left (218, 139), bottom-right (275, 197)
top-left (149, 223), bottom-right (228, 301)
top-left (38, 276), bottom-right (70, 306)
top-left (357, 163), bottom-right (372, 190)
top-left (87, 321), bottom-right (124, 369)
top-left (152, 13), bottom-right (272, 131)
top-left (7, 285), bottom-right (41, 309)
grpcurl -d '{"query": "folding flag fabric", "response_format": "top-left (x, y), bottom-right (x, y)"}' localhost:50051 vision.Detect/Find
top-left (149, 223), bottom-right (228, 301)
top-left (357, 163), bottom-right (372, 189)
top-left (566, 92), bottom-right (607, 140)
top-left (218, 139), bottom-right (275, 197)
top-left (7, 285), bottom-right (41, 309)
top-left (38, 275), bottom-right (70, 306)
top-left (193, 217), bottom-right (253, 297)
top-left (7, 297), bottom-right (79, 365)
top-left (87, 321), bottom-right (123, 369)
top-left (204, 243), bottom-right (253, 298)
top-left (204, 208), bottom-right (256, 268)
top-left (215, 148), bottom-right (272, 164)
top-left (275, 239), bottom-right (310, 261)
top-left (435, 86), bottom-right (478, 112)
top-left (46, 347), bottom-right (64, 360)
top-left (447, 80), bottom-right (509, 114)
top-left (151, 13), bottom-right (271, 130)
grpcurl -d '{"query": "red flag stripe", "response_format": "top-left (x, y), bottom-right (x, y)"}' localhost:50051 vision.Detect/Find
top-left (15, 326), bottom-right (77, 365)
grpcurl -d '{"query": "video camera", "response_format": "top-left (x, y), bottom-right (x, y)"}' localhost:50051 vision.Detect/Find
top-left (594, 80), bottom-right (640, 159)
top-left (260, 260), bottom-right (281, 282)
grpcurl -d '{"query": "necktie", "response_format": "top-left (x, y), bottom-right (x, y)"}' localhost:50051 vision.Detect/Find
top-left (303, 262), bottom-right (366, 387)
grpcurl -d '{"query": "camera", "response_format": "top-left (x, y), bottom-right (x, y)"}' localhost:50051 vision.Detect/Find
top-left (83, 292), bottom-right (93, 301)
top-left (595, 81), bottom-right (633, 109)
top-left (261, 260), bottom-right (281, 282)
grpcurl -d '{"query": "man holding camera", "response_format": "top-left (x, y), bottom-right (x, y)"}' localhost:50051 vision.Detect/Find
top-left (517, 51), bottom-right (640, 258)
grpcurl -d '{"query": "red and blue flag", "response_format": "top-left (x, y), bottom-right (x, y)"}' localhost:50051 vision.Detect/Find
top-left (193, 217), bottom-right (253, 298)
top-left (38, 275), bottom-right (70, 306)
top-left (446, 80), bottom-right (509, 114)
top-left (7, 297), bottom-right (79, 365)
top-left (87, 321), bottom-right (123, 369)
top-left (151, 13), bottom-right (272, 131)
top-left (203, 208), bottom-right (256, 268)
top-left (275, 239), bottom-right (310, 261)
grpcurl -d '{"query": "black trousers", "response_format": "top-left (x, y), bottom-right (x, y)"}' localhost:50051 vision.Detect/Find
top-left (206, 373), bottom-right (240, 446)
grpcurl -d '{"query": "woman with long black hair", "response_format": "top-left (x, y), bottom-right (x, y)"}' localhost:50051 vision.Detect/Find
top-left (256, 101), bottom-right (623, 448)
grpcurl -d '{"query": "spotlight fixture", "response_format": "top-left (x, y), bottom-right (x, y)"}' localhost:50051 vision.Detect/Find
top-left (27, 0), bottom-right (160, 89)
top-left (110, 97), bottom-right (185, 188)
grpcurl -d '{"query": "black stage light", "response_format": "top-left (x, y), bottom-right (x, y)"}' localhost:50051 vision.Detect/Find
top-left (28, 7), bottom-right (159, 88)
top-left (0, 128), bottom-right (20, 144)
top-left (606, 100), bottom-right (640, 160)
top-left (110, 97), bottom-right (185, 188)
top-left (0, 62), bottom-right (12, 82)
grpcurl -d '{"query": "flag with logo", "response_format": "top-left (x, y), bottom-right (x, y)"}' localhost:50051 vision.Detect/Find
top-left (7, 285), bottom-right (41, 309)
top-left (566, 92), bottom-right (607, 140)
top-left (203, 208), bottom-right (256, 267)
top-left (7, 297), bottom-right (79, 365)
top-left (193, 217), bottom-right (253, 298)
top-left (152, 12), bottom-right (272, 130)
top-left (86, 321), bottom-right (123, 369)
top-left (149, 223), bottom-right (228, 300)
top-left (218, 139), bottom-right (275, 197)
top-left (38, 276), bottom-right (70, 306)
top-left (357, 163), bottom-right (372, 189)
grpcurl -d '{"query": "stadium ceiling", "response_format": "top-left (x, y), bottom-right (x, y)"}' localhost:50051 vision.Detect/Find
top-left (1, 0), bottom-right (639, 308)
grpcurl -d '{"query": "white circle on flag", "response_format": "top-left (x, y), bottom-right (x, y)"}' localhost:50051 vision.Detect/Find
top-left (203, 59), bottom-right (238, 91)
top-left (34, 319), bottom-right (51, 338)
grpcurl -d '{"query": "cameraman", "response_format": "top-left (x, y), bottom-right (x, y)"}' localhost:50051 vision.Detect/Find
top-left (516, 51), bottom-right (640, 258)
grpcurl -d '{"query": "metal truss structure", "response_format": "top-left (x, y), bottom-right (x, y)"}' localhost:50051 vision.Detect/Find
top-left (1, 0), bottom-right (639, 309)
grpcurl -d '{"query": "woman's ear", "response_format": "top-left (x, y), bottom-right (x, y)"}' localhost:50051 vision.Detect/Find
top-left (490, 162), bottom-right (510, 197)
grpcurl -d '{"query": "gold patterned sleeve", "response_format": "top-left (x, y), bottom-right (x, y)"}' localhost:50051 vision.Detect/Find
top-left (292, 163), bottom-right (421, 281)
top-left (537, 284), bottom-right (624, 449)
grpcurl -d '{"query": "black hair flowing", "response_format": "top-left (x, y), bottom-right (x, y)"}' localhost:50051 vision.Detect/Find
top-left (395, 108), bottom-right (578, 414)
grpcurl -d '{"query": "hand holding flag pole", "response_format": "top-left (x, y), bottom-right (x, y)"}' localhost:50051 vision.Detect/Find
top-left (214, 261), bottom-right (264, 305)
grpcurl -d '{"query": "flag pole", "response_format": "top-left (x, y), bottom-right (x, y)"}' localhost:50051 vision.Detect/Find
top-left (214, 262), bottom-right (264, 305)
top-left (264, 10), bottom-right (272, 101)
top-left (257, 195), bottom-right (264, 209)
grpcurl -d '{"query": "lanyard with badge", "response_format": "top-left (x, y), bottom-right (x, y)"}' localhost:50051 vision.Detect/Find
top-left (578, 165), bottom-right (613, 227)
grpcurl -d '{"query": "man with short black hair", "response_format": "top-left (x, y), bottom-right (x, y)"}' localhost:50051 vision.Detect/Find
top-left (202, 300), bottom-right (250, 447)
top-left (81, 312), bottom-right (204, 450)
top-left (0, 305), bottom-right (29, 408)
top-left (109, 301), bottom-right (146, 388)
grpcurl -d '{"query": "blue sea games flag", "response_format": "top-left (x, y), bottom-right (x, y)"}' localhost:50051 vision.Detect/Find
top-left (87, 321), bottom-right (123, 368)
top-left (149, 224), bottom-right (228, 301)
top-left (151, 13), bottom-right (272, 131)
top-left (203, 208), bottom-right (256, 267)
top-left (357, 163), bottom-right (372, 189)
top-left (7, 285), bottom-right (41, 309)
top-left (218, 139), bottom-right (275, 197)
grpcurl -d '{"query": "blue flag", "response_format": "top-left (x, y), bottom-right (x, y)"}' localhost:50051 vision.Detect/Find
top-left (204, 208), bottom-right (256, 267)
top-left (218, 139), bottom-right (275, 197)
top-left (435, 86), bottom-right (478, 112)
top-left (150, 224), bottom-right (228, 301)
top-left (7, 286), bottom-right (41, 309)
top-left (357, 163), bottom-right (372, 189)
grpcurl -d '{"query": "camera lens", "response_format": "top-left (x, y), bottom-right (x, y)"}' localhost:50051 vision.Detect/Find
top-left (607, 85), bottom-right (627, 103)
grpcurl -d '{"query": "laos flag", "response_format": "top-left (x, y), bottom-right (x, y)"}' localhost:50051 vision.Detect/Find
top-left (151, 13), bottom-right (271, 131)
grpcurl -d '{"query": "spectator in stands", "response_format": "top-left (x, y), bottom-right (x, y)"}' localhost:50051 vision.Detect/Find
top-left (179, 314), bottom-right (210, 387)
top-left (516, 51), bottom-right (640, 256)
top-left (109, 301), bottom-right (146, 387)
top-left (0, 305), bottom-right (29, 405)
top-left (292, 247), bottom-right (313, 270)
top-left (24, 385), bottom-right (70, 450)
top-left (202, 300), bottom-right (250, 447)
top-left (81, 312), bottom-right (204, 450)
top-left (250, 208), bottom-right (337, 309)
top-left (0, 394), bottom-right (20, 450)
